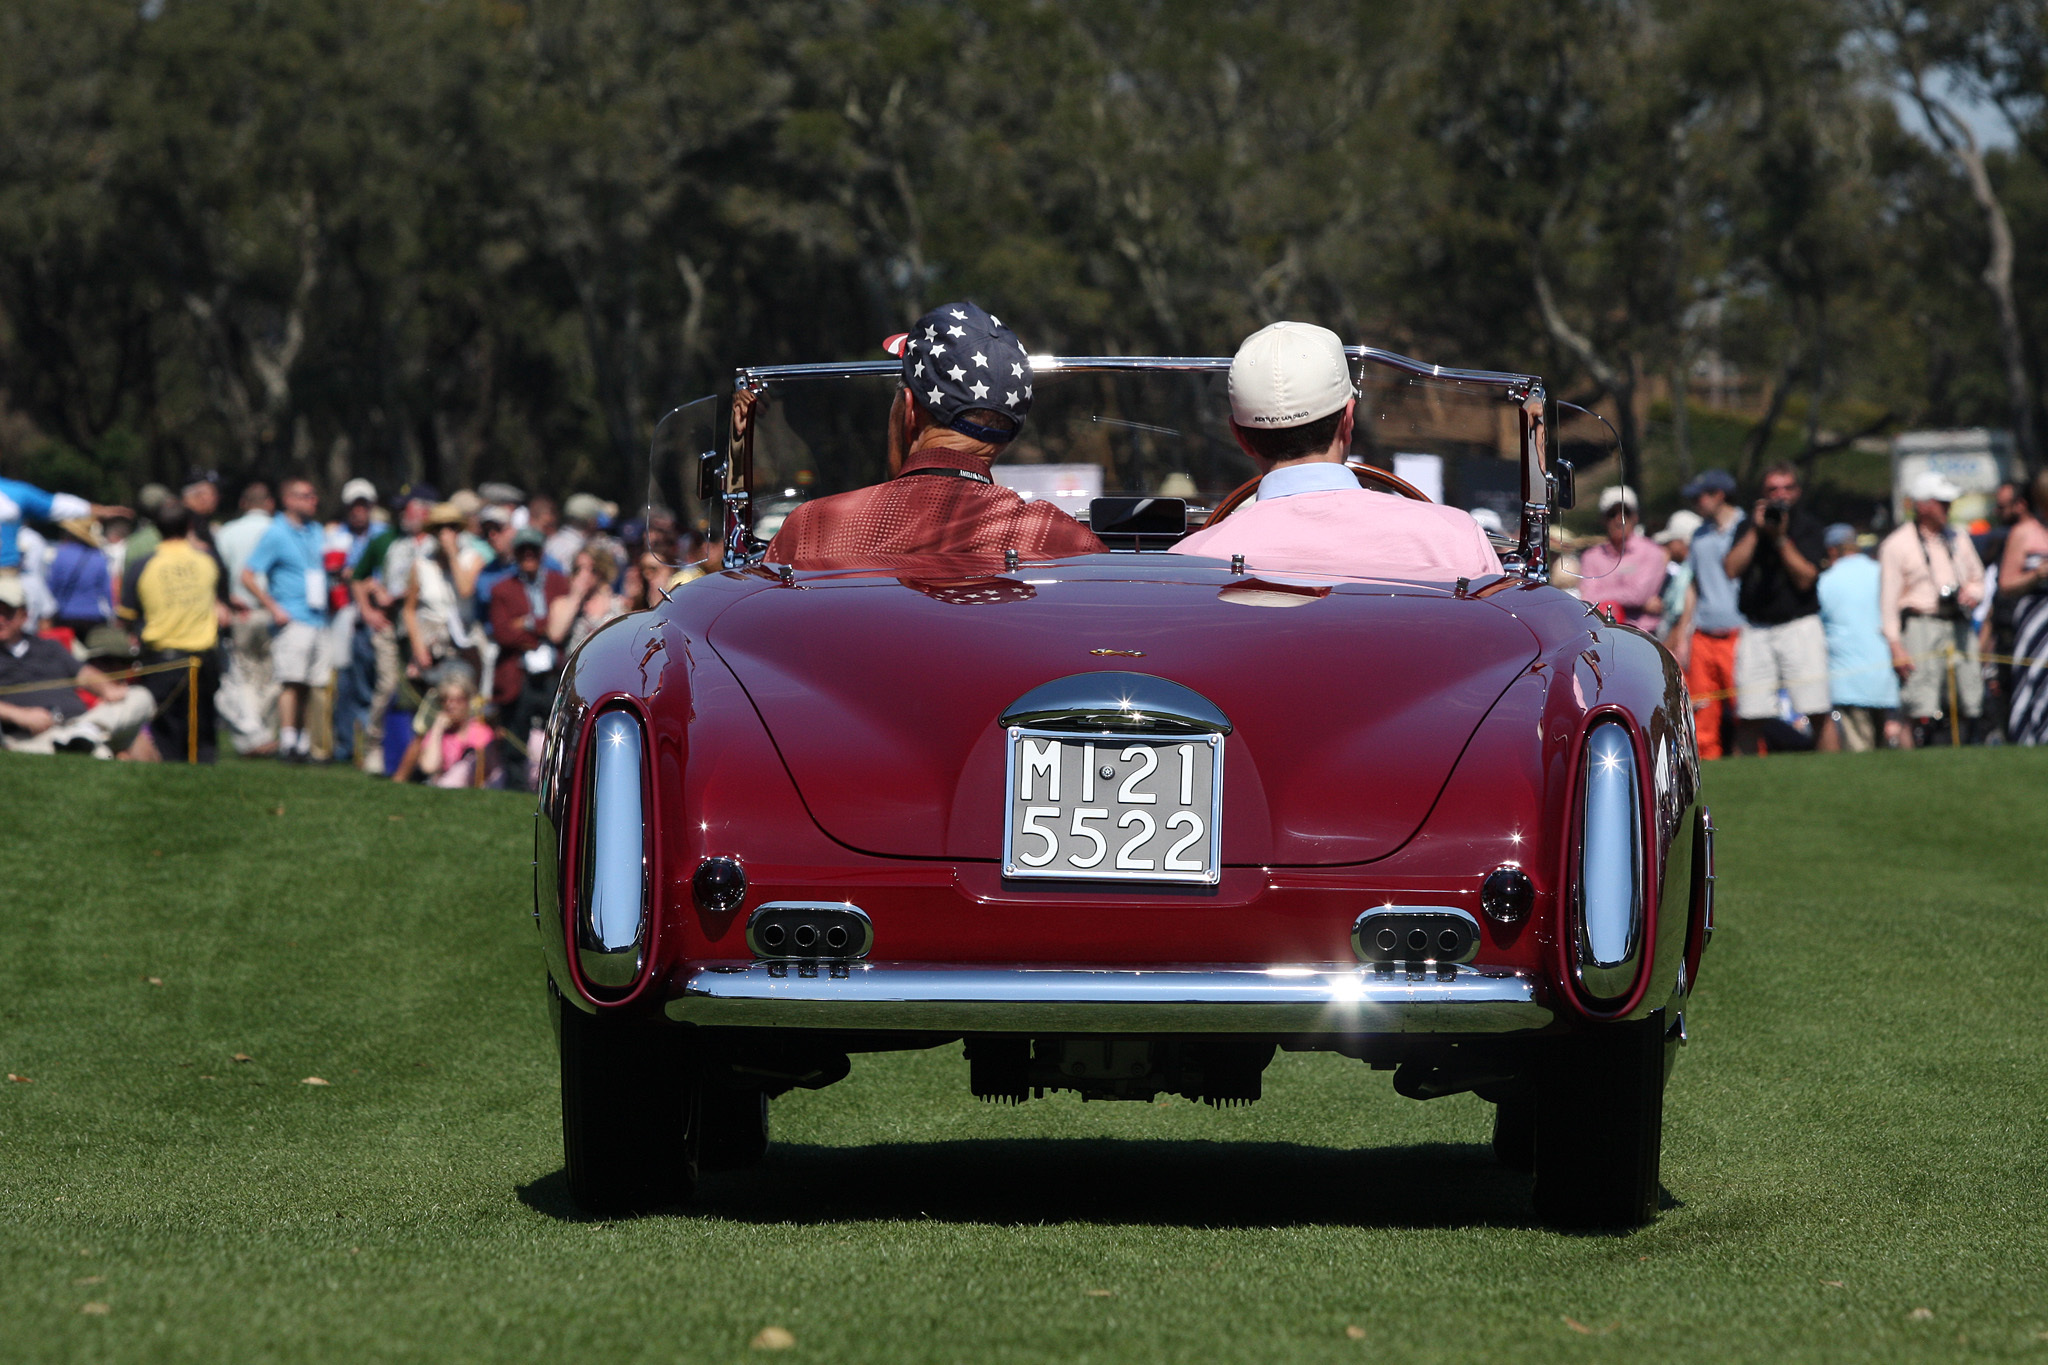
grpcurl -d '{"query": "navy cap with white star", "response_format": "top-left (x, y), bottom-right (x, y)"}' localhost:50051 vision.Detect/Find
top-left (888, 301), bottom-right (1032, 443)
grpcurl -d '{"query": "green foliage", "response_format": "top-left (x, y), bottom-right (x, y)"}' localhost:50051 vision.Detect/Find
top-left (0, 0), bottom-right (2042, 506)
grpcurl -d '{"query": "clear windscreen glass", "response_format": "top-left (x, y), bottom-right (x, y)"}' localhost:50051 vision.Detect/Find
top-left (1551, 401), bottom-right (1629, 588)
top-left (645, 395), bottom-right (720, 571)
top-left (750, 368), bottom-right (1255, 526)
top-left (749, 361), bottom-right (1528, 534)
top-left (1353, 361), bottom-right (1525, 547)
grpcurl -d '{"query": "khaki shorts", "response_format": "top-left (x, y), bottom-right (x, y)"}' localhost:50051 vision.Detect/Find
top-left (1736, 615), bottom-right (1831, 719)
top-left (1898, 614), bottom-right (1983, 720)
top-left (271, 620), bottom-right (333, 687)
top-left (1834, 705), bottom-right (1884, 752)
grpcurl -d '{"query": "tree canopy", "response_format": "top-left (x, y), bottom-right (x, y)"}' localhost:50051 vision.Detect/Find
top-left (1, 0), bottom-right (2042, 506)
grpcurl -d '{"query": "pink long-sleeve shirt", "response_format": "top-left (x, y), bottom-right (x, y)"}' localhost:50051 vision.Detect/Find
top-left (1577, 530), bottom-right (1669, 631)
top-left (1172, 466), bottom-right (1502, 582)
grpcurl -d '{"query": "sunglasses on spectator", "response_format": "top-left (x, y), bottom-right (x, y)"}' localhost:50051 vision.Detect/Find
top-left (1604, 506), bottom-right (1634, 520)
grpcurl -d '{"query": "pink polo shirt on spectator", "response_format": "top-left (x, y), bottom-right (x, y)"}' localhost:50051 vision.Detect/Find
top-left (1577, 530), bottom-right (1668, 631)
top-left (1172, 463), bottom-right (1502, 581)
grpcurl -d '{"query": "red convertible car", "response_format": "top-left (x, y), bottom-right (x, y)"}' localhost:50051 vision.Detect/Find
top-left (536, 348), bottom-right (1713, 1228)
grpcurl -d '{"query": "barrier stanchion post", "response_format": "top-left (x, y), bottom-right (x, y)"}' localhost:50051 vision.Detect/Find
top-left (188, 655), bottom-right (200, 764)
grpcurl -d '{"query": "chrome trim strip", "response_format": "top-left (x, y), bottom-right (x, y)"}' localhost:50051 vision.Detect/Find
top-left (998, 670), bottom-right (1233, 735)
top-left (666, 961), bottom-right (1552, 1033)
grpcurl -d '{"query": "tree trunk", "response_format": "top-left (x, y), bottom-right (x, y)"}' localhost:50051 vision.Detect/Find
top-left (1534, 268), bottom-right (1640, 495)
top-left (1910, 73), bottom-right (2040, 469)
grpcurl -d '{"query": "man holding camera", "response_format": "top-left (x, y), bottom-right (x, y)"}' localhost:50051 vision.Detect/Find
top-left (1879, 471), bottom-right (1985, 740)
top-left (1723, 463), bottom-right (1837, 752)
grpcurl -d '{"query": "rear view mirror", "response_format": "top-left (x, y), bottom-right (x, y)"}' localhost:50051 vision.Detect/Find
top-left (1088, 496), bottom-right (1187, 551)
top-left (1550, 460), bottom-right (1576, 511)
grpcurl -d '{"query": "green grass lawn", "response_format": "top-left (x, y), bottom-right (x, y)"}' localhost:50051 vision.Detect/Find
top-left (3, 749), bottom-right (2046, 1363)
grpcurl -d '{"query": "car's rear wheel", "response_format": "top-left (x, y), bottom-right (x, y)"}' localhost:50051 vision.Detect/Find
top-left (699, 1087), bottom-right (770, 1172)
top-left (1491, 1098), bottom-right (1536, 1172)
top-left (1532, 1013), bottom-right (1666, 1229)
top-left (554, 982), bottom-right (698, 1213)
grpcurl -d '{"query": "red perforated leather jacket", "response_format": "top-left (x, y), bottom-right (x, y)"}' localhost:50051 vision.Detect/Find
top-left (765, 446), bottom-right (1105, 570)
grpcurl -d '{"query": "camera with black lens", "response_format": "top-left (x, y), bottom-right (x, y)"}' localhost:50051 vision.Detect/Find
top-left (1761, 500), bottom-right (1790, 532)
top-left (1935, 582), bottom-right (1964, 621)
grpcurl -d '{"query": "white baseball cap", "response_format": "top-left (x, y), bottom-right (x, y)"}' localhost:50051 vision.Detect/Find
top-left (1910, 471), bottom-right (1963, 503)
top-left (1655, 509), bottom-right (1703, 544)
top-left (340, 477), bottom-right (378, 506)
top-left (1228, 322), bottom-right (1357, 429)
top-left (1598, 485), bottom-right (1640, 515)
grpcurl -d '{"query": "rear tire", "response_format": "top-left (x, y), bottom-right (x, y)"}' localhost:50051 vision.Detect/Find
top-left (555, 982), bottom-right (698, 1213)
top-left (1532, 1013), bottom-right (1666, 1229)
top-left (699, 1087), bottom-right (770, 1172)
top-left (1492, 1098), bottom-right (1536, 1172)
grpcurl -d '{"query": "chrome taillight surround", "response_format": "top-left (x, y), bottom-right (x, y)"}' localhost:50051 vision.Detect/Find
top-left (1573, 720), bottom-right (1644, 1002)
top-left (575, 708), bottom-right (650, 991)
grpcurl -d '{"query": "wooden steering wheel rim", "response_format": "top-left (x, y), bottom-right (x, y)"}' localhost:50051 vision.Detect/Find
top-left (1203, 459), bottom-right (1432, 528)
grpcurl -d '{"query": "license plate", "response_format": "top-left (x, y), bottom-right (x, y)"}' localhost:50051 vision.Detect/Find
top-left (1002, 728), bottom-right (1223, 884)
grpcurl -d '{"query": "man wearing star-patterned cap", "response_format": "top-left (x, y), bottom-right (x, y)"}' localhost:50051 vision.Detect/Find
top-left (765, 302), bottom-right (1104, 569)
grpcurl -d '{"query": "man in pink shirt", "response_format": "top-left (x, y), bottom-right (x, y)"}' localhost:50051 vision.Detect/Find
top-left (1172, 322), bottom-right (1501, 581)
top-left (1577, 486), bottom-right (1669, 631)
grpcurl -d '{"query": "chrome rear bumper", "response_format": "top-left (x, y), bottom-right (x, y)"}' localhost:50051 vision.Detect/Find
top-left (665, 961), bottom-right (1552, 1034)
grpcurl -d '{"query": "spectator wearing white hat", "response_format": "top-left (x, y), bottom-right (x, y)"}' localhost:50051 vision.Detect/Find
top-left (1880, 470), bottom-right (1985, 737)
top-left (1578, 486), bottom-right (1668, 631)
top-left (1171, 322), bottom-right (1500, 580)
top-left (550, 493), bottom-right (610, 571)
top-left (1723, 463), bottom-right (1836, 752)
top-left (1818, 523), bottom-right (1898, 751)
top-left (327, 478), bottom-right (382, 766)
top-left (1651, 509), bottom-right (1702, 648)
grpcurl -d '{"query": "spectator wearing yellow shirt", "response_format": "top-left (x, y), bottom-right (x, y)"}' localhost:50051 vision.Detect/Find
top-left (121, 502), bottom-right (227, 763)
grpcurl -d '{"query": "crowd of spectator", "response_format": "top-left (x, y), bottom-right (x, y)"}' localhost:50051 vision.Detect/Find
top-left (6, 456), bottom-right (2048, 775)
top-left (0, 469), bottom-right (715, 782)
top-left (1560, 464), bottom-right (2048, 755)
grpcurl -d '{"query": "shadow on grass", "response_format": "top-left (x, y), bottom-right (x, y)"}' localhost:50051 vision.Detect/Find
top-left (518, 1137), bottom-right (1555, 1229)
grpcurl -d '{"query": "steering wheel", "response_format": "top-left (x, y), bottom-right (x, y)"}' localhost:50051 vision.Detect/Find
top-left (1203, 458), bottom-right (1433, 528)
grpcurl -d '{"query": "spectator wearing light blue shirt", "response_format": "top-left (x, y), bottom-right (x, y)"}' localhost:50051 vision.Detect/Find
top-left (1817, 523), bottom-right (1899, 751)
top-left (240, 478), bottom-right (331, 762)
top-left (0, 476), bottom-right (132, 572)
top-left (1671, 470), bottom-right (1747, 759)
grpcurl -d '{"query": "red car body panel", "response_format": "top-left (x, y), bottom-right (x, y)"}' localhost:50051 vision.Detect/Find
top-left (538, 560), bottom-right (1703, 1030)
top-left (707, 565), bottom-right (1539, 866)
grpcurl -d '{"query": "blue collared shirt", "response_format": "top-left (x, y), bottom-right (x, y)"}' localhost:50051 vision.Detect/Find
top-left (1690, 512), bottom-right (1748, 634)
top-left (1256, 462), bottom-right (1361, 500)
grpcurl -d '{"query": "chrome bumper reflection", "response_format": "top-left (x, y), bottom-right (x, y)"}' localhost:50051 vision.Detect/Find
top-left (666, 962), bottom-right (1552, 1033)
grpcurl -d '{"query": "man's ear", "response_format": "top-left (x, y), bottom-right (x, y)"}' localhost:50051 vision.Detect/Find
top-left (1229, 422), bottom-right (1271, 472)
top-left (1332, 399), bottom-right (1356, 456)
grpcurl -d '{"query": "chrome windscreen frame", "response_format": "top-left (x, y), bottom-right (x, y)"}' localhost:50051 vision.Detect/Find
top-left (721, 349), bottom-right (1553, 578)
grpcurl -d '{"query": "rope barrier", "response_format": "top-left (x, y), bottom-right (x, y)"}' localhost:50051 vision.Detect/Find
top-left (0, 656), bottom-right (197, 698)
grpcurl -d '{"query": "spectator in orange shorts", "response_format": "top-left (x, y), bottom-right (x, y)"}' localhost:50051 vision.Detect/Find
top-left (1668, 470), bottom-right (1746, 758)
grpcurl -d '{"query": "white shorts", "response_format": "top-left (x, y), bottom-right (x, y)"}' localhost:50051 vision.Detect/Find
top-left (3, 689), bottom-right (158, 758)
top-left (271, 620), bottom-right (334, 687)
top-left (1736, 615), bottom-right (1831, 719)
